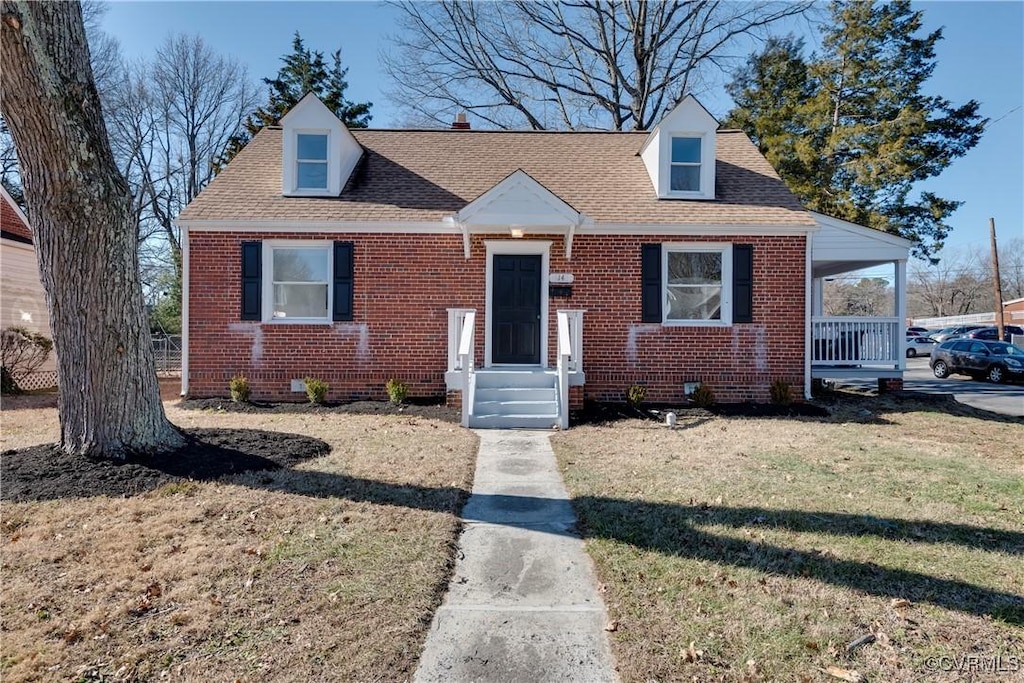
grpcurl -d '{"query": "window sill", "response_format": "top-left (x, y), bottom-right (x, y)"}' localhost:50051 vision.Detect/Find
top-left (662, 319), bottom-right (731, 327)
top-left (285, 189), bottom-right (334, 197)
top-left (264, 318), bottom-right (334, 325)
top-left (660, 191), bottom-right (716, 201)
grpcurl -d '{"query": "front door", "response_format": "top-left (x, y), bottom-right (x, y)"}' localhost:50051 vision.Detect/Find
top-left (492, 254), bottom-right (542, 364)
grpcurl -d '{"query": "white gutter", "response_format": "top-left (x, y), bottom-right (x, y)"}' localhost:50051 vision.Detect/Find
top-left (804, 230), bottom-right (813, 400)
top-left (180, 223), bottom-right (189, 396)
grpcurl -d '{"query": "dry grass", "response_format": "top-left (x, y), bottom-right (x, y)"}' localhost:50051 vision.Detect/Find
top-left (552, 396), bottom-right (1024, 683)
top-left (1, 399), bottom-right (478, 682)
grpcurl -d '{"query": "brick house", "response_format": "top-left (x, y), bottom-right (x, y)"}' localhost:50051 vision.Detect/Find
top-left (177, 94), bottom-right (911, 427)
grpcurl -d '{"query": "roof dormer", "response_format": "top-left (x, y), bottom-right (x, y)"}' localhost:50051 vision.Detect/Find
top-left (280, 93), bottom-right (362, 197)
top-left (639, 95), bottom-right (719, 200)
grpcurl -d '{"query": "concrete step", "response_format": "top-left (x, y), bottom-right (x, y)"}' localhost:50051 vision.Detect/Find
top-left (475, 399), bottom-right (559, 416)
top-left (475, 387), bottom-right (557, 403)
top-left (469, 413), bottom-right (560, 430)
top-left (474, 370), bottom-right (557, 390)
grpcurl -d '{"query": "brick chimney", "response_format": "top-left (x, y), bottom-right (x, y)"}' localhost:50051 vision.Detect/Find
top-left (451, 112), bottom-right (470, 130)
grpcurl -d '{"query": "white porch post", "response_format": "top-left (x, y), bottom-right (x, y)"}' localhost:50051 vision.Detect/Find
top-left (811, 277), bottom-right (824, 316)
top-left (895, 259), bottom-right (907, 370)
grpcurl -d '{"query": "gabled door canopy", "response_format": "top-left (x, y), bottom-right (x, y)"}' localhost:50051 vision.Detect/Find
top-left (448, 169), bottom-right (592, 260)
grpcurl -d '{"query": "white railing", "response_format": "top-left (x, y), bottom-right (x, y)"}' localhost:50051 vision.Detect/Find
top-left (556, 311), bottom-right (572, 430)
top-left (557, 309), bottom-right (585, 373)
top-left (447, 308), bottom-right (476, 371)
top-left (458, 310), bottom-right (476, 428)
top-left (812, 316), bottom-right (902, 367)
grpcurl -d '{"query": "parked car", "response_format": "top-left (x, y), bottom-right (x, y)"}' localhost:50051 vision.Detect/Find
top-left (930, 325), bottom-right (986, 343)
top-left (907, 326), bottom-right (931, 335)
top-left (905, 336), bottom-right (937, 357)
top-left (930, 339), bottom-right (1024, 383)
top-left (961, 325), bottom-right (1024, 343)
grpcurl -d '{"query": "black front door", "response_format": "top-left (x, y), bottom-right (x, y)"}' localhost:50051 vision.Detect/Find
top-left (492, 254), bottom-right (542, 364)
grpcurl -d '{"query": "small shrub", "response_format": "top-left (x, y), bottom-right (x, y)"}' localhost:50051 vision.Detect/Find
top-left (690, 383), bottom-right (715, 409)
top-left (770, 378), bottom-right (793, 406)
top-left (304, 377), bottom-right (329, 405)
top-left (0, 327), bottom-right (53, 394)
top-left (385, 378), bottom-right (409, 405)
top-left (229, 375), bottom-right (250, 403)
top-left (625, 383), bottom-right (646, 406)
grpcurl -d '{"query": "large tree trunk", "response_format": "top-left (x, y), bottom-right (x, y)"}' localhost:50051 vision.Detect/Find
top-left (1, 1), bottom-right (183, 458)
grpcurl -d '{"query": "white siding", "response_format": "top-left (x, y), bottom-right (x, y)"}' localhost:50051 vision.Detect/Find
top-left (0, 237), bottom-right (55, 373)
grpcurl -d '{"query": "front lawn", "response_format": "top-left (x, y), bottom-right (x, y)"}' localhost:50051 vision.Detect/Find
top-left (552, 395), bottom-right (1023, 682)
top-left (1, 400), bottom-right (477, 682)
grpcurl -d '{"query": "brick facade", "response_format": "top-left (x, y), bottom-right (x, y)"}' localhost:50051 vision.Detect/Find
top-left (187, 230), bottom-right (807, 403)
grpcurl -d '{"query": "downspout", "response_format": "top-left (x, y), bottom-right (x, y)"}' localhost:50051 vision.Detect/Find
top-left (804, 230), bottom-right (813, 400)
top-left (179, 222), bottom-right (190, 396)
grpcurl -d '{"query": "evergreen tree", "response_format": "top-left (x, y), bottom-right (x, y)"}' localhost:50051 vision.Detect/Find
top-left (217, 32), bottom-right (372, 169)
top-left (725, 0), bottom-right (985, 261)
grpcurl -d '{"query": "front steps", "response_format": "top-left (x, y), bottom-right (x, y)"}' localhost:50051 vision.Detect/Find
top-left (469, 369), bottom-right (560, 429)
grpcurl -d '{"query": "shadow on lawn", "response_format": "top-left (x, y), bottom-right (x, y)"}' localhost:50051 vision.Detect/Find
top-left (5, 431), bottom-right (1020, 626)
top-left (241, 468), bottom-right (1024, 626)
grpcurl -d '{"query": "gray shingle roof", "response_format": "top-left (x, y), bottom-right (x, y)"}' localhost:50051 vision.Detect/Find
top-left (179, 128), bottom-right (814, 227)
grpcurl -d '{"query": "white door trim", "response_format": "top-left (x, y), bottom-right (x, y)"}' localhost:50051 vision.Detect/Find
top-left (484, 240), bottom-right (551, 368)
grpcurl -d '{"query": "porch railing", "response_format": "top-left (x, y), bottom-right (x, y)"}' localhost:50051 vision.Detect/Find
top-left (457, 310), bottom-right (476, 428)
top-left (556, 311), bottom-right (572, 430)
top-left (812, 316), bottom-right (902, 367)
top-left (447, 308), bottom-right (476, 371)
top-left (557, 309), bottom-right (585, 373)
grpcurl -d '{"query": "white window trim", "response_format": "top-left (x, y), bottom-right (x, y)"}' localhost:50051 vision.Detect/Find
top-left (263, 240), bottom-right (333, 324)
top-left (669, 136), bottom-right (702, 194)
top-left (292, 129), bottom-right (331, 195)
top-left (484, 240), bottom-right (551, 368)
top-left (661, 242), bottom-right (733, 327)
top-left (663, 131), bottom-right (714, 200)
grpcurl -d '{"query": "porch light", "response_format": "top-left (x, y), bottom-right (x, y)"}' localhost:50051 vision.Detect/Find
top-left (510, 226), bottom-right (525, 238)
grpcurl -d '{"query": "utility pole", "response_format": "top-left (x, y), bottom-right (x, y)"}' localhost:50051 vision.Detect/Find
top-left (990, 218), bottom-right (1005, 340)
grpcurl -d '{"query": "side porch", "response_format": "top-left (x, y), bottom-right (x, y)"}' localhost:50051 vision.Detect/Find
top-left (808, 212), bottom-right (913, 390)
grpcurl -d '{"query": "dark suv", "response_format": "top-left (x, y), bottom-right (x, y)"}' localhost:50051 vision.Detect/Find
top-left (962, 325), bottom-right (1024, 343)
top-left (930, 339), bottom-right (1024, 383)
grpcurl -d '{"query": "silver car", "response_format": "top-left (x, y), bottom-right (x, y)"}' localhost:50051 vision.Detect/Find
top-left (906, 335), bottom-right (937, 358)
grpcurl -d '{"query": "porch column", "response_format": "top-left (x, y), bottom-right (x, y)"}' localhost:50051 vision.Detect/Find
top-left (895, 259), bottom-right (907, 370)
top-left (811, 277), bottom-right (824, 316)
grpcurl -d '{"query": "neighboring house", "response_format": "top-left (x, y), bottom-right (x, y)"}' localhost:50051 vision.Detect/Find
top-left (177, 93), bottom-right (911, 428)
top-left (0, 185), bottom-right (56, 389)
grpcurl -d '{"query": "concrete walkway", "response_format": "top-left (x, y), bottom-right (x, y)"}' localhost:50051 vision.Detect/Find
top-left (415, 431), bottom-right (618, 683)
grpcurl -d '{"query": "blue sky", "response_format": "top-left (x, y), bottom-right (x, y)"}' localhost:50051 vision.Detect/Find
top-left (101, 1), bottom-right (1023, 257)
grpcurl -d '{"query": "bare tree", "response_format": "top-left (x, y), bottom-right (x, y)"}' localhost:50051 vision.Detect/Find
top-left (105, 34), bottom-right (258, 281)
top-left (908, 247), bottom-right (989, 318)
top-left (1, 0), bottom-right (119, 205)
top-left (384, 0), bottom-right (814, 130)
top-left (1, 0), bottom-right (183, 457)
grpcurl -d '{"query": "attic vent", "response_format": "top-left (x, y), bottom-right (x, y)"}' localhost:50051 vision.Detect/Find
top-left (452, 112), bottom-right (471, 130)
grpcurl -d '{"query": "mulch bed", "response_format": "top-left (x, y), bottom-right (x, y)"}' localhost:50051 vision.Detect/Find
top-left (177, 397), bottom-right (460, 422)
top-left (1, 428), bottom-right (329, 503)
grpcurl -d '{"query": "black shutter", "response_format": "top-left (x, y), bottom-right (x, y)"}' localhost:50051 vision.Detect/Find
top-left (641, 244), bottom-right (662, 323)
top-left (733, 244), bottom-right (753, 324)
top-left (333, 241), bottom-right (354, 321)
top-left (240, 241), bottom-right (261, 320)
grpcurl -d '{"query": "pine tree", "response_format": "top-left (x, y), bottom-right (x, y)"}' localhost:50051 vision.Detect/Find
top-left (217, 32), bottom-right (372, 169)
top-left (725, 0), bottom-right (985, 261)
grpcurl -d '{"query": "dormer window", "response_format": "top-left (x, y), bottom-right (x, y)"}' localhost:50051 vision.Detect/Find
top-left (279, 93), bottom-right (363, 197)
top-left (639, 94), bottom-right (719, 201)
top-left (670, 137), bottom-right (702, 192)
top-left (296, 133), bottom-right (329, 190)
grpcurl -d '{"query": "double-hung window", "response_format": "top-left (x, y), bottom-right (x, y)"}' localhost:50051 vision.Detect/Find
top-left (270, 245), bottom-right (331, 321)
top-left (296, 132), bottom-right (329, 191)
top-left (663, 244), bottom-right (732, 325)
top-left (669, 136), bottom-right (702, 193)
